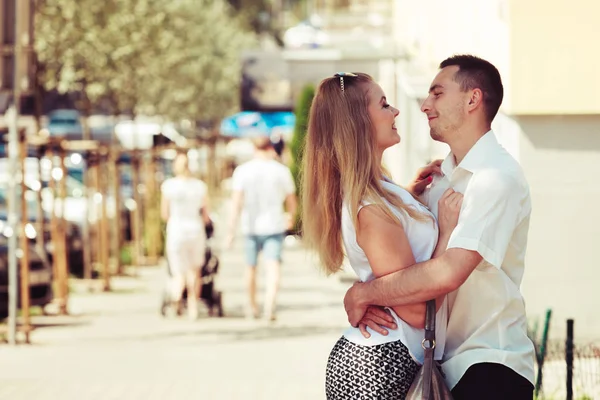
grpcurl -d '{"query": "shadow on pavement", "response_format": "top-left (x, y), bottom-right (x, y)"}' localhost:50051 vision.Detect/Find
top-left (122, 324), bottom-right (345, 343)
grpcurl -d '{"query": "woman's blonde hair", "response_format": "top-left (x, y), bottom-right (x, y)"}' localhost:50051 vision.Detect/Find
top-left (301, 73), bottom-right (429, 275)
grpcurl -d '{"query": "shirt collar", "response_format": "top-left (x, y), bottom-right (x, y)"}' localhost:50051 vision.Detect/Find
top-left (441, 130), bottom-right (498, 176)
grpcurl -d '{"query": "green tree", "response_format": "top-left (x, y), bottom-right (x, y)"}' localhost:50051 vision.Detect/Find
top-left (289, 84), bottom-right (314, 234)
top-left (35, 0), bottom-right (173, 122)
top-left (142, 0), bottom-right (256, 125)
top-left (35, 0), bottom-right (257, 126)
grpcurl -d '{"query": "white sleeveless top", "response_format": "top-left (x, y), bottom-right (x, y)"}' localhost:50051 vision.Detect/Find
top-left (161, 177), bottom-right (207, 242)
top-left (341, 180), bottom-right (448, 363)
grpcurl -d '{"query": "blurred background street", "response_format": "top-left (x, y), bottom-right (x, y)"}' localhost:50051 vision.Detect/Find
top-left (0, 205), bottom-right (352, 399)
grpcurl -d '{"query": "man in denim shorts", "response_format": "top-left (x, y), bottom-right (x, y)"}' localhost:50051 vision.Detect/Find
top-left (225, 137), bottom-right (297, 321)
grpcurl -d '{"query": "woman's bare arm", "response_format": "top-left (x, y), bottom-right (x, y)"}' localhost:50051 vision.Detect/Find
top-left (356, 206), bottom-right (426, 329)
top-left (161, 196), bottom-right (170, 222)
top-left (354, 189), bottom-right (463, 336)
top-left (201, 194), bottom-right (212, 226)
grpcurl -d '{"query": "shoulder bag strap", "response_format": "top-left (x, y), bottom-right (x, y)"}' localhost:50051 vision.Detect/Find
top-left (422, 299), bottom-right (437, 399)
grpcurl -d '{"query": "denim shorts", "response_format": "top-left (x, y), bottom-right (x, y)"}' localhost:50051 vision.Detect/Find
top-left (244, 233), bottom-right (285, 267)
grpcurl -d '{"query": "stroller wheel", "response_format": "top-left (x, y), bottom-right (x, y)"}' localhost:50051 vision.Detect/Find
top-left (215, 292), bottom-right (224, 318)
top-left (160, 296), bottom-right (169, 317)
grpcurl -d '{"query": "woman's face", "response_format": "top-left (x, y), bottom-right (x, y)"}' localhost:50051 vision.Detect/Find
top-left (366, 82), bottom-right (400, 153)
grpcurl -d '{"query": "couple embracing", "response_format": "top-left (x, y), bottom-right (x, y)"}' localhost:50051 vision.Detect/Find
top-left (302, 55), bottom-right (535, 400)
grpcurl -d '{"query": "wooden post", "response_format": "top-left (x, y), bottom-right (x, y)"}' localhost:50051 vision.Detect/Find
top-left (35, 146), bottom-right (47, 265)
top-left (18, 131), bottom-right (31, 343)
top-left (206, 132), bottom-right (218, 197)
top-left (145, 148), bottom-right (158, 264)
top-left (111, 148), bottom-right (122, 275)
top-left (152, 149), bottom-right (163, 261)
top-left (56, 144), bottom-right (69, 315)
top-left (82, 151), bottom-right (93, 283)
top-left (130, 151), bottom-right (142, 271)
top-left (46, 147), bottom-right (59, 303)
top-left (90, 154), bottom-right (101, 280)
top-left (98, 148), bottom-right (110, 291)
top-left (47, 144), bottom-right (66, 314)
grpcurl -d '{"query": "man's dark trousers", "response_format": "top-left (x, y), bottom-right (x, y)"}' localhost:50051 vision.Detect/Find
top-left (451, 362), bottom-right (534, 400)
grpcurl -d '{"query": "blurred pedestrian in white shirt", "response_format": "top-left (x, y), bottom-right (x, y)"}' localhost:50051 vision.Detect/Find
top-left (161, 153), bottom-right (211, 320)
top-left (225, 137), bottom-right (297, 321)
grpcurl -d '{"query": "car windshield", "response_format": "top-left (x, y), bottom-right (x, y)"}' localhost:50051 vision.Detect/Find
top-left (49, 118), bottom-right (78, 125)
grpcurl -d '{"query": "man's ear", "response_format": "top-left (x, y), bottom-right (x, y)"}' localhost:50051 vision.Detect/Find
top-left (467, 89), bottom-right (483, 111)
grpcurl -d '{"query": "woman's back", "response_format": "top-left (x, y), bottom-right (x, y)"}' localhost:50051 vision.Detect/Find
top-left (161, 177), bottom-right (207, 236)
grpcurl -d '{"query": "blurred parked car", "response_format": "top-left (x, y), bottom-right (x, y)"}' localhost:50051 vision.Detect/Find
top-left (45, 109), bottom-right (83, 137)
top-left (0, 184), bottom-right (84, 278)
top-left (42, 109), bottom-right (116, 144)
top-left (0, 240), bottom-right (54, 319)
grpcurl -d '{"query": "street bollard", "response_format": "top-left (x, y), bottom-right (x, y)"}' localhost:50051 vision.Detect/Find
top-left (535, 309), bottom-right (552, 398)
top-left (566, 319), bottom-right (574, 400)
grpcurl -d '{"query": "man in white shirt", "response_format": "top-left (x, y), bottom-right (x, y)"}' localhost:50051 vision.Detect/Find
top-left (343, 55), bottom-right (535, 399)
top-left (225, 136), bottom-right (297, 321)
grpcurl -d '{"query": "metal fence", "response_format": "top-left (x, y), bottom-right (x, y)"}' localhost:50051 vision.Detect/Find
top-left (530, 312), bottom-right (600, 400)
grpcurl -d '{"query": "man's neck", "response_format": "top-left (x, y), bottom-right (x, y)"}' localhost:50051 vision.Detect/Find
top-left (255, 151), bottom-right (272, 160)
top-left (448, 126), bottom-right (491, 165)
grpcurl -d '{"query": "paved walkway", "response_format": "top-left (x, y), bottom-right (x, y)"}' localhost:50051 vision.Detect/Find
top-left (0, 235), bottom-right (354, 399)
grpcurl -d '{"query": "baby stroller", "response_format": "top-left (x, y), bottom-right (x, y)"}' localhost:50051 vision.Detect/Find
top-left (160, 220), bottom-right (224, 318)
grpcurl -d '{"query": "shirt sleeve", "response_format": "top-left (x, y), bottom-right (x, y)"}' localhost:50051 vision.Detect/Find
top-left (282, 167), bottom-right (296, 195)
top-left (446, 170), bottom-right (525, 268)
top-left (231, 167), bottom-right (244, 192)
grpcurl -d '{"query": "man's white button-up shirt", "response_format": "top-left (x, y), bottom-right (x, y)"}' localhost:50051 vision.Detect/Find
top-left (422, 130), bottom-right (536, 389)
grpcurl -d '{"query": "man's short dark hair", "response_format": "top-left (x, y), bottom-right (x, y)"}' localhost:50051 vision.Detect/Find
top-left (440, 55), bottom-right (503, 123)
top-left (251, 136), bottom-right (274, 150)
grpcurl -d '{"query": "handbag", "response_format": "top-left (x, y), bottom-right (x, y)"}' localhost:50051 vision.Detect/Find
top-left (405, 300), bottom-right (454, 400)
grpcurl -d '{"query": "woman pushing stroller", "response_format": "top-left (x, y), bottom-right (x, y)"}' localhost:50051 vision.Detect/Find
top-left (161, 153), bottom-right (211, 320)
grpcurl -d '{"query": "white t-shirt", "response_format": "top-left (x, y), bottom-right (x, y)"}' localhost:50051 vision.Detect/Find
top-left (161, 177), bottom-right (207, 241)
top-left (341, 180), bottom-right (448, 364)
top-left (422, 131), bottom-right (536, 389)
top-left (231, 158), bottom-right (296, 236)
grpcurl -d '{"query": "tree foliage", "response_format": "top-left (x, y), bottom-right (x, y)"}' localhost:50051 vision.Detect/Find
top-left (35, 0), bottom-right (257, 125)
top-left (289, 83), bottom-right (314, 233)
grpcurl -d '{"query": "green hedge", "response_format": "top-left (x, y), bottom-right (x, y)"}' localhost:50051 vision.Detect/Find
top-left (289, 84), bottom-right (315, 235)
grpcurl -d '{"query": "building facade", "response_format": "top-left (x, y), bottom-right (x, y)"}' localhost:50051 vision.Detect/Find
top-left (386, 0), bottom-right (600, 338)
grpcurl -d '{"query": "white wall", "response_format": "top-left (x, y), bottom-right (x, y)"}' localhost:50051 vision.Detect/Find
top-left (517, 115), bottom-right (600, 339)
top-left (388, 0), bottom-right (600, 341)
top-left (392, 0), bottom-right (510, 91)
top-left (509, 0), bottom-right (600, 114)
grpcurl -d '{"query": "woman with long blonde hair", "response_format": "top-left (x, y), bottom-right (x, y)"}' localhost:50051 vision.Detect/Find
top-left (302, 73), bottom-right (463, 399)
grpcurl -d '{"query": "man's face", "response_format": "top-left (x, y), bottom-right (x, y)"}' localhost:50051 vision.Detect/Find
top-left (420, 66), bottom-right (470, 142)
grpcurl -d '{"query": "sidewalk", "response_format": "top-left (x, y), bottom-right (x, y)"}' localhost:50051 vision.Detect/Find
top-left (0, 236), bottom-right (353, 399)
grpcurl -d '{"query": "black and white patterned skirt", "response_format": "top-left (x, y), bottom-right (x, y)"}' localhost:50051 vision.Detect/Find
top-left (325, 336), bottom-right (419, 400)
